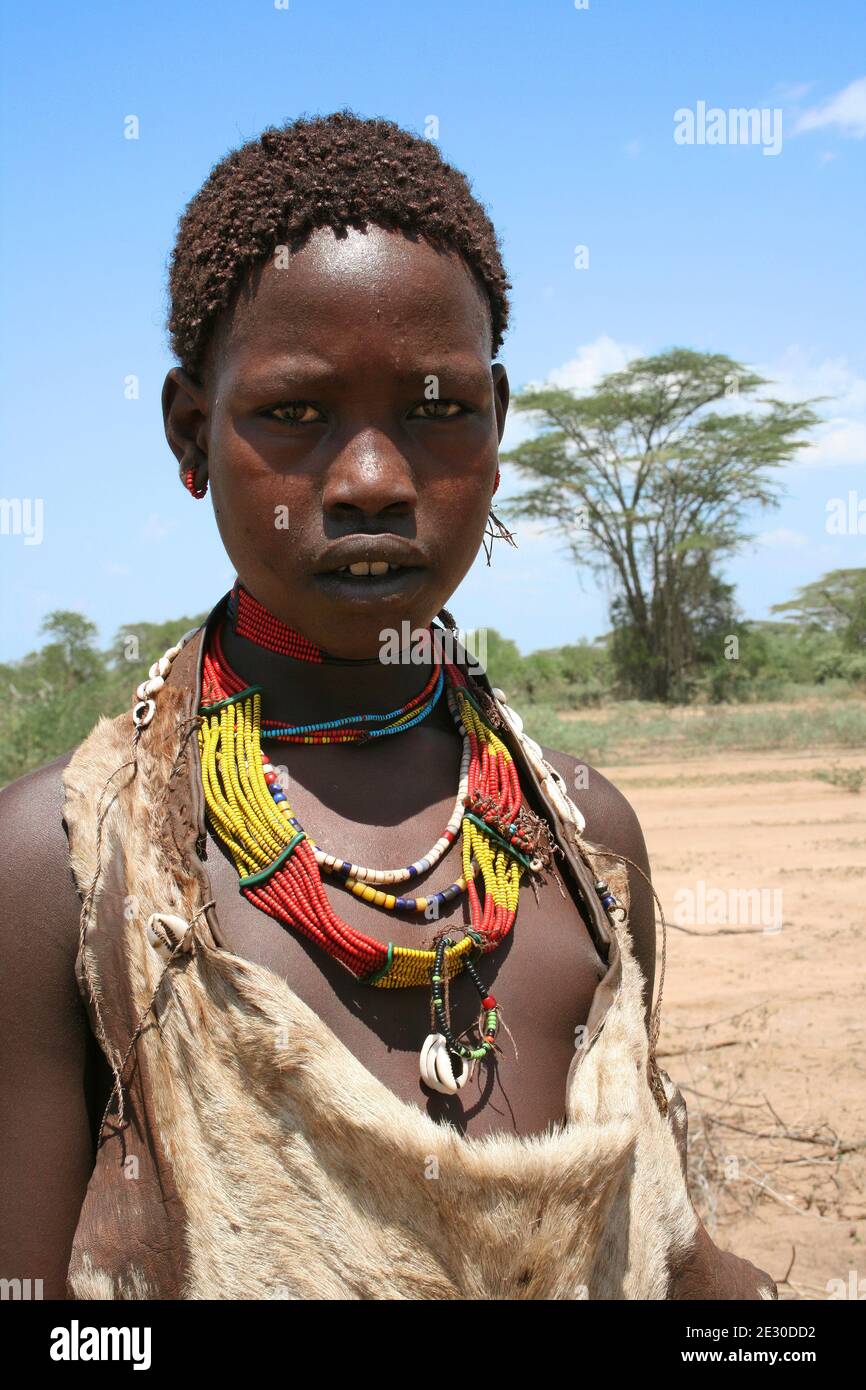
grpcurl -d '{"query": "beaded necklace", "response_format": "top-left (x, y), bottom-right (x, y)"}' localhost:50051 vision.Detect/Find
top-left (197, 601), bottom-right (550, 1093)
top-left (228, 579), bottom-right (325, 661)
top-left (205, 621), bottom-right (444, 745)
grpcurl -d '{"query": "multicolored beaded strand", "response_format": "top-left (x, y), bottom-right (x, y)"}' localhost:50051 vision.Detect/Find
top-left (203, 619), bottom-right (445, 745)
top-left (202, 628), bottom-right (544, 926)
top-left (198, 686), bottom-right (482, 985)
top-left (131, 605), bottom-right (632, 1097)
top-left (196, 633), bottom-right (551, 1091)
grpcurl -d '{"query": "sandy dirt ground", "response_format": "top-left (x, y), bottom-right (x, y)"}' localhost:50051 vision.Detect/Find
top-left (600, 749), bottom-right (866, 1302)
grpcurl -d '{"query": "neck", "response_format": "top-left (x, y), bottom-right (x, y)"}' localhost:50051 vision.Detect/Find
top-left (219, 582), bottom-right (456, 728)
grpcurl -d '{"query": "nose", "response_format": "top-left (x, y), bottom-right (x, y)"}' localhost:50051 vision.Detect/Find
top-left (322, 426), bottom-right (417, 522)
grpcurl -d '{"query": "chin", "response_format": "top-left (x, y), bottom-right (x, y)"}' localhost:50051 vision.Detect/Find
top-left (307, 573), bottom-right (443, 650)
top-left (317, 600), bottom-right (446, 662)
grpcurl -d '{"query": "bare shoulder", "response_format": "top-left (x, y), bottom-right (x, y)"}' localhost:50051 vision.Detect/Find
top-left (0, 748), bottom-right (87, 1045)
top-left (0, 750), bottom-right (103, 1296)
top-left (538, 744), bottom-right (656, 1024)
top-left (0, 749), bottom-right (83, 928)
top-left (538, 746), bottom-right (649, 865)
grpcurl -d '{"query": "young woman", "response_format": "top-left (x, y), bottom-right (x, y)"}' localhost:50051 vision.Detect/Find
top-left (0, 112), bottom-right (775, 1301)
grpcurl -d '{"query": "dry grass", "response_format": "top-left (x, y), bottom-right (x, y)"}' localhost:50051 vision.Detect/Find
top-left (602, 742), bottom-right (866, 1301)
top-left (522, 692), bottom-right (866, 766)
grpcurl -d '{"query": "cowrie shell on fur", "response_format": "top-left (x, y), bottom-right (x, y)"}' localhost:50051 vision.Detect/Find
top-left (145, 920), bottom-right (172, 959)
top-left (145, 912), bottom-right (192, 960)
top-left (136, 675), bottom-right (165, 700)
top-left (132, 698), bottom-right (156, 729)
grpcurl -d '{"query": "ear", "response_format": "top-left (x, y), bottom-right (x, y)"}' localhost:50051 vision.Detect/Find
top-left (491, 362), bottom-right (510, 444)
top-left (162, 367), bottom-right (209, 479)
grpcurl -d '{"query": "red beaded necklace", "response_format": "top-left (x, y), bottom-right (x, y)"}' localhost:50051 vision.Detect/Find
top-left (205, 584), bottom-right (445, 744)
top-left (228, 580), bottom-right (326, 662)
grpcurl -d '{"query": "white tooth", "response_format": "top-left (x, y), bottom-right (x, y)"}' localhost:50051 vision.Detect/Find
top-left (348, 561), bottom-right (371, 576)
top-left (369, 561), bottom-right (389, 576)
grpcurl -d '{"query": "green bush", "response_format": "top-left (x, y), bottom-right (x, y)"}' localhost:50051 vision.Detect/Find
top-left (1, 601), bottom-right (864, 786)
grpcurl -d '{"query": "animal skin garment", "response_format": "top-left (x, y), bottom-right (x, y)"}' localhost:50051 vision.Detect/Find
top-left (61, 598), bottom-right (777, 1300)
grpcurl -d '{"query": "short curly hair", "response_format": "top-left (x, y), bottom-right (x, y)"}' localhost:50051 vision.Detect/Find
top-left (166, 110), bottom-right (511, 382)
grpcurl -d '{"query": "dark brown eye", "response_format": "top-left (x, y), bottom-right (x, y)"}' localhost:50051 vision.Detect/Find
top-left (409, 400), bottom-right (466, 420)
top-left (267, 402), bottom-right (324, 424)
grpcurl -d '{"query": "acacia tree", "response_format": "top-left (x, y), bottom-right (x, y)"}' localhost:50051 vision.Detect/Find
top-left (771, 568), bottom-right (866, 651)
top-left (500, 349), bottom-right (820, 700)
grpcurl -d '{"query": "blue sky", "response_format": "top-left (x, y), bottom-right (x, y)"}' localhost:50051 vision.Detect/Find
top-left (1, 0), bottom-right (864, 659)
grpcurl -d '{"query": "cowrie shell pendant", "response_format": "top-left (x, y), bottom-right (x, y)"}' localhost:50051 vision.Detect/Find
top-left (419, 1032), bottom-right (470, 1094)
top-left (145, 912), bottom-right (193, 960)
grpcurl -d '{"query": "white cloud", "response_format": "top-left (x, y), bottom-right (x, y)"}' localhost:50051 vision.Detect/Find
top-left (500, 334), bottom-right (643, 454)
top-left (500, 409), bottom-right (541, 454)
top-left (545, 334), bottom-right (643, 392)
top-left (501, 339), bottom-right (866, 474)
top-left (773, 81), bottom-right (816, 104)
top-left (754, 346), bottom-right (866, 470)
top-left (807, 418), bottom-right (866, 467)
top-left (758, 345), bottom-right (866, 414)
top-left (794, 76), bottom-right (866, 138)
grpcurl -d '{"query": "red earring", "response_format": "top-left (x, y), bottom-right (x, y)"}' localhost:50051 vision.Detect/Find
top-left (493, 466), bottom-right (501, 495)
top-left (183, 460), bottom-right (208, 499)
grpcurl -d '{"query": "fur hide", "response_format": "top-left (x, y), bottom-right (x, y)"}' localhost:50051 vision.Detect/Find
top-left (61, 648), bottom-right (775, 1301)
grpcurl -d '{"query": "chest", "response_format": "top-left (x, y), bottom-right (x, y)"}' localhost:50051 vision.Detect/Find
top-left (199, 733), bottom-right (608, 1140)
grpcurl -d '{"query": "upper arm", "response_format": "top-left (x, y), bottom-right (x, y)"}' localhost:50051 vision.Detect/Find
top-left (0, 753), bottom-right (103, 1298)
top-left (540, 747), bottom-right (656, 1029)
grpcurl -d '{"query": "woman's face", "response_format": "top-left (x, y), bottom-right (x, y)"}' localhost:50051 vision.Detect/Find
top-left (164, 225), bottom-right (509, 658)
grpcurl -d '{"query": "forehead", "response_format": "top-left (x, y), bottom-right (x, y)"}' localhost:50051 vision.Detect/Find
top-left (212, 225), bottom-right (492, 375)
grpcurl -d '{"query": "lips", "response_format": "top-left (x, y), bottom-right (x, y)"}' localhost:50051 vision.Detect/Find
top-left (337, 560), bottom-right (404, 576)
top-left (313, 568), bottom-right (427, 606)
top-left (315, 537), bottom-right (427, 579)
